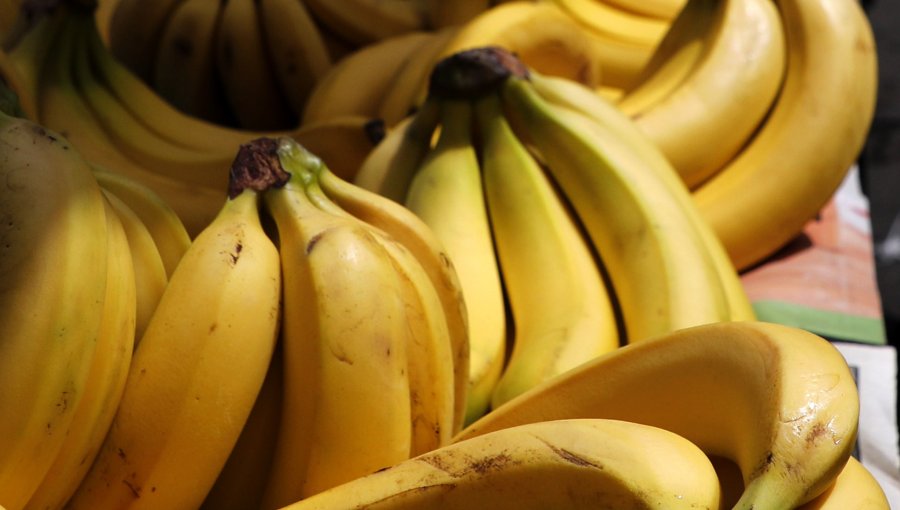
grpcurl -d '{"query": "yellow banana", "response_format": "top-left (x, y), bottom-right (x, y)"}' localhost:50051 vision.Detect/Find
top-left (474, 94), bottom-right (619, 409)
top-left (0, 110), bottom-right (109, 509)
top-left (692, 0), bottom-right (879, 271)
top-left (92, 168), bottom-right (192, 279)
top-left (258, 0), bottom-right (332, 119)
top-left (100, 188), bottom-right (168, 343)
top-left (216, 0), bottom-right (296, 130)
top-left (457, 320), bottom-right (860, 509)
top-left (65, 180), bottom-right (281, 509)
top-left (495, 55), bottom-right (729, 342)
top-left (551, 0), bottom-right (670, 47)
top-left (404, 99), bottom-right (507, 426)
top-left (438, 1), bottom-right (604, 88)
top-left (633, 0), bottom-right (787, 189)
top-left (799, 457), bottom-right (890, 510)
top-left (424, 0), bottom-right (490, 28)
top-left (301, 30), bottom-right (434, 125)
top-left (106, 0), bottom-right (184, 81)
top-left (278, 419), bottom-right (722, 510)
top-left (260, 138), bottom-right (413, 508)
top-left (151, 0), bottom-right (231, 124)
top-left (302, 0), bottom-right (427, 46)
top-left (615, 0), bottom-right (716, 117)
top-left (290, 115), bottom-right (385, 181)
top-left (317, 165), bottom-right (470, 436)
top-left (602, 0), bottom-right (686, 20)
top-left (24, 194), bottom-right (136, 510)
top-left (580, 28), bottom-right (655, 90)
top-left (354, 97), bottom-right (441, 202)
top-left (527, 70), bottom-right (754, 321)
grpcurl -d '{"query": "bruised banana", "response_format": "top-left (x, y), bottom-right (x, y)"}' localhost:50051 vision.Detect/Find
top-left (64, 168), bottom-right (282, 510)
top-left (474, 93), bottom-right (620, 409)
top-left (277, 419), bottom-right (722, 510)
top-left (456, 321), bottom-right (860, 510)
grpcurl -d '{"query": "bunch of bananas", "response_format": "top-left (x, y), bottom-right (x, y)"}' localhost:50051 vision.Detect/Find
top-left (355, 47), bottom-right (755, 422)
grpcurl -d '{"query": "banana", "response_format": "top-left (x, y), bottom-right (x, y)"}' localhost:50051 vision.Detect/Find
top-left (291, 115), bottom-right (385, 181)
top-left (302, 0), bottom-right (427, 47)
top-left (151, 0), bottom-right (232, 124)
top-left (474, 94), bottom-right (619, 409)
top-left (0, 110), bottom-right (109, 509)
top-left (354, 96), bottom-right (441, 202)
top-left (100, 188), bottom-right (168, 343)
top-left (551, 0), bottom-right (670, 47)
top-left (316, 164), bottom-right (470, 436)
top-left (216, 0), bottom-right (296, 130)
top-left (798, 457), bottom-right (890, 509)
top-left (580, 28), bottom-right (656, 90)
top-left (632, 0), bottom-right (787, 189)
top-left (615, 0), bottom-right (716, 117)
top-left (404, 99), bottom-right (506, 426)
top-left (64, 176), bottom-right (282, 509)
top-left (492, 54), bottom-right (729, 342)
top-left (277, 419), bottom-right (722, 510)
top-left (602, 0), bottom-right (686, 20)
top-left (438, 1), bottom-right (604, 88)
top-left (377, 25), bottom-right (459, 127)
top-left (106, 0), bottom-right (184, 81)
top-left (258, 0), bottom-right (332, 119)
top-left (200, 343), bottom-right (284, 510)
top-left (423, 0), bottom-right (490, 29)
top-left (23, 193), bottom-right (136, 510)
top-left (92, 168), bottom-right (192, 278)
top-left (260, 138), bottom-right (413, 508)
top-left (456, 321), bottom-right (860, 509)
top-left (92, 0), bottom-right (119, 43)
top-left (527, 70), bottom-right (754, 321)
top-left (692, 0), bottom-right (878, 271)
top-left (301, 30), bottom-right (435, 125)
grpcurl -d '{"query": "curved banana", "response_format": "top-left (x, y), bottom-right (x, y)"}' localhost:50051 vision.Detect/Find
top-left (439, 1), bottom-right (604, 88)
top-left (424, 0), bottom-right (490, 29)
top-left (551, 0), bottom-right (670, 47)
top-left (0, 110), bottom-right (109, 509)
top-left (692, 0), bottom-right (879, 271)
top-left (151, 0), bottom-right (231, 124)
top-left (580, 28), bottom-right (656, 90)
top-left (278, 419), bottom-right (722, 510)
top-left (602, 0), bottom-right (686, 20)
top-left (496, 58), bottom-right (729, 342)
top-left (260, 138), bottom-right (413, 508)
top-left (291, 115), bottom-right (385, 181)
top-left (301, 30), bottom-right (435, 125)
top-left (633, 0), bottom-right (787, 189)
top-left (92, 168), bottom-right (192, 278)
top-left (615, 0), bottom-right (717, 117)
top-left (317, 166), bottom-right (470, 436)
top-left (258, 0), bottom-right (332, 119)
top-left (475, 94), bottom-right (619, 409)
top-left (64, 178), bottom-right (282, 509)
top-left (404, 99), bottom-right (507, 426)
top-left (23, 194), bottom-right (136, 510)
top-left (799, 457), bottom-right (890, 510)
top-left (456, 321), bottom-right (860, 509)
top-left (354, 97), bottom-right (441, 202)
top-left (216, 0), bottom-right (295, 130)
top-left (527, 70), bottom-right (754, 321)
top-left (100, 189), bottom-right (168, 343)
top-left (302, 0), bottom-right (427, 46)
top-left (106, 0), bottom-right (184, 81)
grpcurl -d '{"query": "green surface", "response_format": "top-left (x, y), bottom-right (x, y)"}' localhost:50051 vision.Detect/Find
top-left (752, 300), bottom-right (887, 345)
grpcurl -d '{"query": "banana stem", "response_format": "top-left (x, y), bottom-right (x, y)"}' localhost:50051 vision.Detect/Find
top-left (227, 137), bottom-right (291, 198)
top-left (428, 46), bottom-right (528, 100)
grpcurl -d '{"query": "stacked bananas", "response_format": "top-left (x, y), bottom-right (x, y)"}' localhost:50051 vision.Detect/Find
top-left (0, 0), bottom-right (385, 236)
top-left (356, 47), bottom-right (755, 423)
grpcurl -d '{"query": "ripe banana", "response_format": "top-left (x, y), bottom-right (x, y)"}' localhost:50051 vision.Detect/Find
top-left (456, 321), bottom-right (860, 509)
top-left (692, 0), bottom-right (879, 271)
top-left (106, 0), bottom-right (183, 81)
top-left (424, 0), bottom-right (490, 29)
top-left (0, 110), bottom-right (109, 509)
top-left (260, 138), bottom-right (414, 507)
top-left (527, 70), bottom-right (754, 321)
top-left (496, 54), bottom-right (729, 342)
top-left (551, 0), bottom-right (670, 47)
top-left (602, 0), bottom-right (686, 20)
top-left (278, 419), bottom-right (722, 510)
top-left (23, 194), bottom-right (136, 510)
top-left (404, 99), bottom-right (507, 425)
top-left (302, 0), bottom-right (427, 46)
top-left (475, 94), bottom-right (619, 409)
top-left (64, 177), bottom-right (282, 509)
top-left (632, 0), bottom-right (787, 189)
top-left (316, 166), bottom-right (470, 436)
top-left (151, 0), bottom-right (231, 124)
top-left (290, 115), bottom-right (385, 181)
top-left (798, 457), bottom-right (890, 510)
